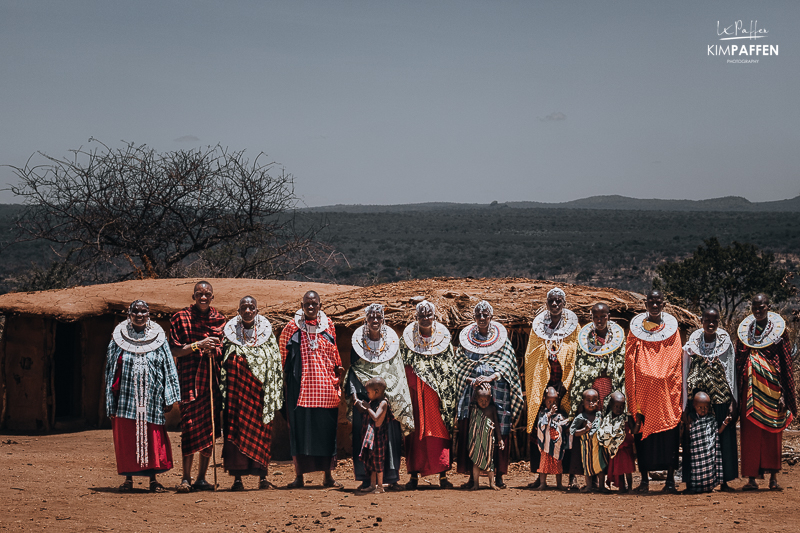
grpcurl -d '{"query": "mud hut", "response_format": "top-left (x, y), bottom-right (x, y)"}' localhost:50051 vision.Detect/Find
top-left (265, 277), bottom-right (701, 459)
top-left (0, 278), bottom-right (357, 436)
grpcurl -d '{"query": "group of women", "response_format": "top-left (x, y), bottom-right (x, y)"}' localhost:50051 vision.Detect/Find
top-left (104, 283), bottom-right (797, 494)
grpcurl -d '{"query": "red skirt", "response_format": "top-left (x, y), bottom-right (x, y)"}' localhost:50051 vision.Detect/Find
top-left (538, 452), bottom-right (562, 474)
top-left (740, 412), bottom-right (782, 477)
top-left (607, 433), bottom-right (635, 477)
top-left (113, 417), bottom-right (174, 476)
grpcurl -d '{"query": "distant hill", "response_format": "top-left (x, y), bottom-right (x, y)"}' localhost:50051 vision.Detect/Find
top-left (303, 195), bottom-right (800, 213)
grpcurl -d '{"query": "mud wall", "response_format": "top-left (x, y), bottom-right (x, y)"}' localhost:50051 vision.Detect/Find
top-left (1, 316), bottom-right (56, 431)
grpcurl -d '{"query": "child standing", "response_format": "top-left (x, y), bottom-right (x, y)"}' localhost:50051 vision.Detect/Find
top-left (535, 386), bottom-right (571, 490)
top-left (468, 385), bottom-right (504, 490)
top-left (354, 377), bottom-right (391, 494)
top-left (683, 391), bottom-right (727, 494)
top-left (598, 391), bottom-right (637, 492)
top-left (570, 388), bottom-right (608, 493)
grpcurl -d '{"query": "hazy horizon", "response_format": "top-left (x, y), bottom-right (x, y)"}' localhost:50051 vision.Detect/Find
top-left (2, 1), bottom-right (798, 207)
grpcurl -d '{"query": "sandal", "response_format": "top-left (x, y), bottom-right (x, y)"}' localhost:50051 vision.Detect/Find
top-left (259, 479), bottom-right (277, 490)
top-left (386, 483), bottom-right (404, 491)
top-left (439, 478), bottom-right (454, 489)
top-left (633, 482), bottom-right (650, 493)
top-left (231, 479), bottom-right (245, 492)
top-left (192, 479), bottom-right (215, 492)
top-left (661, 483), bottom-right (678, 494)
top-left (769, 481), bottom-right (784, 492)
top-left (741, 482), bottom-right (759, 491)
top-left (176, 479), bottom-right (192, 493)
top-left (149, 481), bottom-right (168, 493)
top-left (405, 478), bottom-right (419, 490)
top-left (119, 479), bottom-right (134, 493)
top-left (322, 479), bottom-right (343, 489)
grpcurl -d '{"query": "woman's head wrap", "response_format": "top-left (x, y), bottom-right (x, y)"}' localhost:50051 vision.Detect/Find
top-left (128, 300), bottom-right (149, 314)
top-left (473, 300), bottom-right (494, 316)
top-left (415, 300), bottom-right (436, 318)
top-left (547, 287), bottom-right (566, 301)
top-left (364, 303), bottom-right (385, 320)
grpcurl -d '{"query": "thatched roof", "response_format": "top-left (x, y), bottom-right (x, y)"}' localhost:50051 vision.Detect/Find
top-left (0, 279), bottom-right (358, 321)
top-left (263, 277), bottom-right (701, 331)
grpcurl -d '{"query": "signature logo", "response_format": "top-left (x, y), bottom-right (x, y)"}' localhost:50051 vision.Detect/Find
top-left (708, 20), bottom-right (777, 62)
top-left (717, 20), bottom-right (768, 40)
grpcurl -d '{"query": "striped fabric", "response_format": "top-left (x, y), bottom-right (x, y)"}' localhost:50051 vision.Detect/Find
top-left (580, 433), bottom-right (608, 476)
top-left (468, 407), bottom-right (495, 471)
top-left (571, 412), bottom-right (607, 475)
top-left (745, 350), bottom-right (794, 432)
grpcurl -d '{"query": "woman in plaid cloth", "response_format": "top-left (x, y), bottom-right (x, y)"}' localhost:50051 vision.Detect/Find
top-left (220, 296), bottom-right (283, 491)
top-left (105, 300), bottom-right (181, 493)
top-left (354, 377), bottom-right (391, 494)
top-left (454, 300), bottom-right (524, 490)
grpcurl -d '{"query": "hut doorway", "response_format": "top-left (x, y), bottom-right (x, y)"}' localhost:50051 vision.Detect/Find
top-left (53, 321), bottom-right (82, 420)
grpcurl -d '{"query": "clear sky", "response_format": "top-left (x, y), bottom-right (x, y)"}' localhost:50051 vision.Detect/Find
top-left (1, 1), bottom-right (798, 206)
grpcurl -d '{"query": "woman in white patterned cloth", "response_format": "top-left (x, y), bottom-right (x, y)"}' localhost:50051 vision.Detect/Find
top-left (105, 300), bottom-right (181, 493)
top-left (346, 303), bottom-right (414, 491)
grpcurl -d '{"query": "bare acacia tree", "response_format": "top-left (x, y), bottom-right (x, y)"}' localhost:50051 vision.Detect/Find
top-left (9, 139), bottom-right (333, 283)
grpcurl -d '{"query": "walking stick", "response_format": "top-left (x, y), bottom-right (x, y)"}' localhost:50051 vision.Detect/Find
top-left (208, 354), bottom-right (218, 491)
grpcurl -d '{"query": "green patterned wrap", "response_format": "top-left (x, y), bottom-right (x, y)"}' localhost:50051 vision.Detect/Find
top-left (400, 338), bottom-right (458, 433)
top-left (347, 352), bottom-right (416, 437)
top-left (220, 334), bottom-right (284, 425)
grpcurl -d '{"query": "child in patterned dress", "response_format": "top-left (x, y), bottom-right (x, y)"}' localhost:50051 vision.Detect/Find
top-left (354, 377), bottom-right (390, 494)
top-left (683, 391), bottom-right (728, 494)
top-left (570, 388), bottom-right (608, 493)
top-left (599, 391), bottom-right (637, 492)
top-left (535, 386), bottom-right (571, 490)
top-left (468, 385), bottom-right (504, 490)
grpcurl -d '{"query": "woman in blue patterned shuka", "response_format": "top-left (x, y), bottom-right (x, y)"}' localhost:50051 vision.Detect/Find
top-left (105, 300), bottom-right (181, 493)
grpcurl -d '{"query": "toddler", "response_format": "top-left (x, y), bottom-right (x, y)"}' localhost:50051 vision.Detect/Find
top-left (570, 388), bottom-right (608, 493)
top-left (535, 386), bottom-right (571, 490)
top-left (468, 385), bottom-right (504, 490)
top-left (683, 391), bottom-right (727, 494)
top-left (597, 391), bottom-right (636, 492)
top-left (354, 377), bottom-right (391, 494)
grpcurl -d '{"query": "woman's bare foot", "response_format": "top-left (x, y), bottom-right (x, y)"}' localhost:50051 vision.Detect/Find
top-left (359, 484), bottom-right (376, 493)
top-left (287, 476), bottom-right (305, 489)
top-left (470, 483), bottom-right (481, 491)
top-left (371, 485), bottom-right (385, 494)
top-left (534, 482), bottom-right (548, 491)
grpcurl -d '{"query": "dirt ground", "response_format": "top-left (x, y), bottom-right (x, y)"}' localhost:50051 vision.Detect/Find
top-left (2, 430), bottom-right (800, 532)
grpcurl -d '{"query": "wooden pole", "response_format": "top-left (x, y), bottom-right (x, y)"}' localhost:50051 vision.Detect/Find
top-left (208, 355), bottom-right (218, 491)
